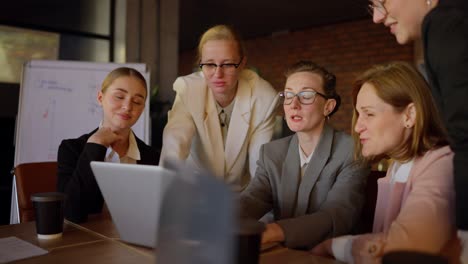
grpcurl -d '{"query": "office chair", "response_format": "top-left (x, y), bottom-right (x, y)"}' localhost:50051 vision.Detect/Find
top-left (14, 162), bottom-right (58, 222)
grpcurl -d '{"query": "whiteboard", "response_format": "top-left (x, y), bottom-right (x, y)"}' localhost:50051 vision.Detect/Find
top-left (14, 60), bottom-right (150, 165)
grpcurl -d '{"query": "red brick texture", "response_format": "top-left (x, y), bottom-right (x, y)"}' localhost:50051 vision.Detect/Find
top-left (178, 19), bottom-right (413, 133)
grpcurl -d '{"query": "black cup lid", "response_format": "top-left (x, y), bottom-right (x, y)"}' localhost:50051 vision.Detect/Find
top-left (31, 192), bottom-right (66, 202)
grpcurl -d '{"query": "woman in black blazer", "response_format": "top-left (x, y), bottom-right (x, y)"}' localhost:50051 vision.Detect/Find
top-left (56, 67), bottom-right (159, 223)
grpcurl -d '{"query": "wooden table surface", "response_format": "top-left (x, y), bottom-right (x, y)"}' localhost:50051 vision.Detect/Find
top-left (0, 216), bottom-right (342, 264)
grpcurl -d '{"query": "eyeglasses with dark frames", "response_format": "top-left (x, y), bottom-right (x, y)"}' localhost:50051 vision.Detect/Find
top-left (279, 90), bottom-right (328, 105)
top-left (199, 57), bottom-right (244, 75)
top-left (367, 0), bottom-right (387, 16)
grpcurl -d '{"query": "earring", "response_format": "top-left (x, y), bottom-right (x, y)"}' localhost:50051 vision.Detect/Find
top-left (426, 0), bottom-right (432, 6)
top-left (405, 124), bottom-right (410, 128)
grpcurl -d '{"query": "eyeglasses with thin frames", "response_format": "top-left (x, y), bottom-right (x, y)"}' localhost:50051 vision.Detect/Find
top-left (367, 0), bottom-right (387, 16)
top-left (279, 90), bottom-right (328, 105)
top-left (199, 57), bottom-right (243, 75)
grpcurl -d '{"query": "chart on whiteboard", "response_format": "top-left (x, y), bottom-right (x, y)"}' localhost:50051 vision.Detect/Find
top-left (19, 71), bottom-right (103, 163)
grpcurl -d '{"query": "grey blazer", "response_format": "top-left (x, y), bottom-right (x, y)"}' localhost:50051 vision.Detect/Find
top-left (239, 124), bottom-right (369, 249)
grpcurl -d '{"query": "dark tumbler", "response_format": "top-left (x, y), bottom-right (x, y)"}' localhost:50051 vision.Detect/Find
top-left (31, 192), bottom-right (65, 239)
top-left (236, 219), bottom-right (265, 264)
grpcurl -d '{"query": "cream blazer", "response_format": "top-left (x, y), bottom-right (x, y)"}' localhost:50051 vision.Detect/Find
top-left (160, 69), bottom-right (278, 191)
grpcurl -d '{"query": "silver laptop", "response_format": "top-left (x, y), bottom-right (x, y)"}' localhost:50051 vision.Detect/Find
top-left (90, 161), bottom-right (175, 248)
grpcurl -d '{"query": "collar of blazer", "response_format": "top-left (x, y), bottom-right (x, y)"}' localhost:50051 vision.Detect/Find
top-left (201, 71), bottom-right (253, 176)
top-left (280, 123), bottom-right (335, 218)
top-left (224, 76), bottom-right (252, 173)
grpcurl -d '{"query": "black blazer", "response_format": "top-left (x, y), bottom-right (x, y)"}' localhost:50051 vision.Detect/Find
top-left (56, 129), bottom-right (159, 223)
top-left (422, 0), bottom-right (468, 229)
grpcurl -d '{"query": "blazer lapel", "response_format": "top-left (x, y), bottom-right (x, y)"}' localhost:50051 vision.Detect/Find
top-left (280, 135), bottom-right (301, 219)
top-left (294, 124), bottom-right (334, 216)
top-left (224, 78), bottom-right (251, 173)
top-left (203, 89), bottom-right (225, 177)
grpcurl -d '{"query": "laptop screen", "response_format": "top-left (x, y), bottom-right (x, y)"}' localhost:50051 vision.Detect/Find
top-left (90, 161), bottom-right (175, 248)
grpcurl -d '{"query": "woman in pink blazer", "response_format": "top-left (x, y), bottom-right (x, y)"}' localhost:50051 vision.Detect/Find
top-left (311, 62), bottom-right (458, 263)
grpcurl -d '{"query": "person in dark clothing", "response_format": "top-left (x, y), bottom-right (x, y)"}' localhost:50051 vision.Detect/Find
top-left (57, 67), bottom-right (158, 223)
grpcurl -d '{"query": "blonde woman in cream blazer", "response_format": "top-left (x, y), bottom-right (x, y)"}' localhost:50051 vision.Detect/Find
top-left (311, 62), bottom-right (458, 263)
top-left (160, 25), bottom-right (278, 191)
top-left (160, 69), bottom-right (278, 191)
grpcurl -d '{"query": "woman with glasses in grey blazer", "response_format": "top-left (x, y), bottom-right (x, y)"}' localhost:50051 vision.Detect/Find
top-left (239, 60), bottom-right (369, 249)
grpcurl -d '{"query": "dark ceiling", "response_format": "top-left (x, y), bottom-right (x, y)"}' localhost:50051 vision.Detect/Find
top-left (0, 0), bottom-right (370, 53)
top-left (178, 0), bottom-right (370, 51)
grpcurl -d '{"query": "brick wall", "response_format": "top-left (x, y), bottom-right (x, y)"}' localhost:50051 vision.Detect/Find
top-left (178, 19), bottom-right (413, 133)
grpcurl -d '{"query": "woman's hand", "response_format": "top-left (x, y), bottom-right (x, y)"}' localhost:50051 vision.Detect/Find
top-left (310, 238), bottom-right (334, 258)
top-left (87, 127), bottom-right (124, 147)
top-left (261, 223), bottom-right (285, 244)
top-left (351, 233), bottom-right (384, 264)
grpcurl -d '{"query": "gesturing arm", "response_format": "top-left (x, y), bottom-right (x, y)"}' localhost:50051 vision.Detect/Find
top-left (160, 77), bottom-right (196, 165)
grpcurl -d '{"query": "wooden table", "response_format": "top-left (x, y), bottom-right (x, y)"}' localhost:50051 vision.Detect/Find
top-left (0, 216), bottom-right (342, 264)
top-left (0, 219), bottom-right (154, 264)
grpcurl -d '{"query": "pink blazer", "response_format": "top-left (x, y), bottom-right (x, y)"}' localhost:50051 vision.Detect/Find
top-left (352, 146), bottom-right (457, 263)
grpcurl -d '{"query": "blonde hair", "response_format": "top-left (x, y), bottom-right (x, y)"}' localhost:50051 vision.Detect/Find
top-left (196, 25), bottom-right (245, 63)
top-left (351, 61), bottom-right (448, 162)
top-left (101, 67), bottom-right (147, 98)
